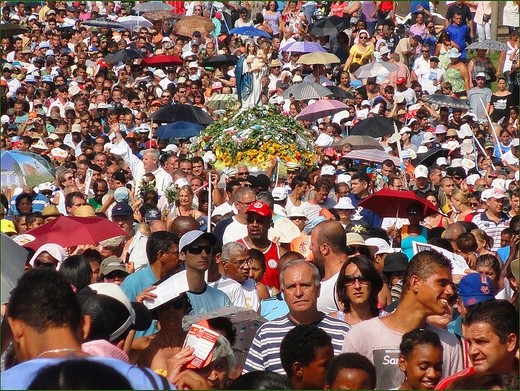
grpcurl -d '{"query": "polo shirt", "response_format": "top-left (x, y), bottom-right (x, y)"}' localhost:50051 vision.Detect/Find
top-left (471, 211), bottom-right (510, 252)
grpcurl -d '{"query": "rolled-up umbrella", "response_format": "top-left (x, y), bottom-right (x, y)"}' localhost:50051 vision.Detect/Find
top-left (349, 117), bottom-right (399, 138)
top-left (201, 54), bottom-right (238, 68)
top-left (281, 82), bottom-right (332, 100)
top-left (133, 1), bottom-right (173, 13)
top-left (296, 99), bottom-right (348, 122)
top-left (142, 54), bottom-right (183, 67)
top-left (0, 23), bottom-right (29, 37)
top-left (424, 94), bottom-right (470, 110)
top-left (105, 49), bottom-right (143, 64)
top-left (156, 121), bottom-right (205, 139)
top-left (297, 51), bottom-right (341, 65)
top-left (229, 26), bottom-right (271, 39)
top-left (173, 15), bottom-right (215, 37)
top-left (280, 41), bottom-right (326, 53)
top-left (82, 17), bottom-right (126, 30)
top-left (309, 15), bottom-right (349, 36)
top-left (151, 104), bottom-right (214, 125)
top-left (354, 61), bottom-right (399, 79)
top-left (466, 39), bottom-right (507, 52)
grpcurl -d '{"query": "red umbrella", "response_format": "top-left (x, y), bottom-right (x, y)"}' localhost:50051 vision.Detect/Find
top-left (16, 216), bottom-right (127, 251)
top-left (358, 188), bottom-right (440, 218)
top-left (142, 54), bottom-right (183, 67)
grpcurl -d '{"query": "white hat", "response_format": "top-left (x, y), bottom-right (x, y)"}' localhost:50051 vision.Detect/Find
top-left (451, 158), bottom-right (463, 167)
top-left (414, 164), bottom-right (428, 179)
top-left (334, 197), bottom-right (355, 210)
top-left (71, 123), bottom-right (81, 133)
top-left (448, 47), bottom-right (461, 58)
top-left (457, 124), bottom-right (473, 139)
top-left (38, 182), bottom-right (53, 192)
top-left (399, 126), bottom-right (412, 135)
top-left (365, 237), bottom-right (394, 255)
top-left (361, 99), bottom-right (371, 107)
top-left (174, 178), bottom-right (190, 188)
top-left (292, 74), bottom-right (303, 83)
top-left (401, 150), bottom-right (412, 159)
top-left (394, 92), bottom-right (405, 104)
top-left (446, 140), bottom-right (460, 151)
top-left (421, 133), bottom-right (436, 144)
top-left (272, 187), bottom-right (288, 201)
top-left (482, 187), bottom-right (506, 201)
top-left (460, 139), bottom-right (474, 155)
top-left (320, 164), bottom-right (336, 176)
top-left (475, 72), bottom-right (486, 79)
top-left (153, 69), bottom-right (166, 78)
top-left (417, 145), bottom-right (428, 154)
top-left (336, 174), bottom-right (351, 185)
top-left (162, 144), bottom-right (179, 154)
top-left (461, 158), bottom-right (475, 172)
top-left (436, 157), bottom-right (448, 166)
top-left (68, 83), bottom-right (81, 96)
top-left (288, 206), bottom-right (306, 218)
top-left (379, 46), bottom-right (390, 56)
top-left (189, 61), bottom-right (199, 68)
top-left (466, 173), bottom-right (480, 186)
top-left (46, 133), bottom-right (60, 141)
top-left (32, 138), bottom-right (48, 150)
top-left (1, 114), bottom-right (10, 124)
top-left (178, 230), bottom-right (216, 253)
top-left (491, 178), bottom-right (506, 191)
top-left (315, 133), bottom-right (334, 147)
top-left (136, 124), bottom-right (151, 133)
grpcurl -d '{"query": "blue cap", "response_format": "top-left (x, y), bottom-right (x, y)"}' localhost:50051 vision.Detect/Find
top-left (111, 202), bottom-right (133, 217)
top-left (458, 273), bottom-right (495, 306)
top-left (42, 75), bottom-right (54, 83)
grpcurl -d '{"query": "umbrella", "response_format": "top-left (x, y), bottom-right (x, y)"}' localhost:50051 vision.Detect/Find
top-left (1, 233), bottom-right (29, 303)
top-left (354, 62), bottom-right (399, 79)
top-left (206, 94), bottom-right (239, 110)
top-left (359, 188), bottom-right (439, 218)
top-left (349, 117), bottom-right (399, 138)
top-left (424, 94), bottom-right (470, 110)
top-left (133, 1), bottom-right (174, 13)
top-left (0, 23), bottom-right (29, 37)
top-left (280, 41), bottom-right (327, 53)
top-left (82, 17), bottom-right (126, 30)
top-left (297, 52), bottom-right (341, 65)
top-left (331, 135), bottom-right (384, 151)
top-left (281, 82), bottom-right (333, 100)
top-left (173, 15), bottom-right (215, 37)
top-left (326, 85), bottom-right (354, 100)
top-left (229, 26), bottom-right (271, 39)
top-left (309, 15), bottom-right (349, 36)
top-left (342, 149), bottom-right (400, 165)
top-left (151, 104), bottom-right (214, 125)
top-left (201, 54), bottom-right (238, 68)
top-left (296, 99), bottom-right (349, 122)
top-left (117, 15), bottom-right (153, 30)
top-left (105, 49), bottom-right (143, 64)
top-left (182, 306), bottom-right (266, 370)
top-left (141, 54), bottom-right (183, 67)
top-left (16, 216), bottom-right (127, 251)
top-left (143, 10), bottom-right (181, 22)
top-left (156, 121), bottom-right (205, 139)
top-left (1, 150), bottom-right (56, 188)
top-left (466, 39), bottom-right (507, 52)
top-left (412, 148), bottom-right (449, 167)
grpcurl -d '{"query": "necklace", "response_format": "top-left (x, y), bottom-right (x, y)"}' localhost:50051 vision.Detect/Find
top-left (36, 348), bottom-right (80, 358)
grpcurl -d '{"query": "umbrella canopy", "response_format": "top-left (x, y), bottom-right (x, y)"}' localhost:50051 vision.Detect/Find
top-left (1, 233), bottom-right (29, 303)
top-left (309, 15), bottom-right (349, 36)
top-left (466, 39), bottom-right (507, 52)
top-left (133, 1), bottom-right (174, 13)
top-left (1, 150), bottom-right (56, 188)
top-left (343, 149), bottom-right (400, 165)
top-left (82, 17), bottom-right (126, 30)
top-left (281, 82), bottom-right (333, 100)
top-left (156, 121), bottom-right (205, 139)
top-left (229, 26), bottom-right (271, 39)
top-left (412, 148), bottom-right (449, 167)
top-left (349, 117), bottom-right (399, 138)
top-left (0, 23), bottom-right (29, 37)
top-left (173, 15), bottom-right (215, 37)
top-left (117, 15), bottom-right (153, 30)
top-left (105, 49), bottom-right (143, 64)
top-left (206, 93), bottom-right (238, 110)
top-left (141, 54), bottom-right (183, 67)
top-left (297, 51), bottom-right (341, 65)
top-left (151, 104), bottom-right (214, 125)
top-left (201, 54), bottom-right (238, 68)
top-left (280, 41), bottom-right (326, 53)
top-left (143, 10), bottom-right (181, 21)
top-left (326, 85), bottom-right (354, 100)
top-left (359, 188), bottom-right (439, 218)
top-left (424, 94), bottom-right (470, 110)
top-left (17, 216), bottom-right (127, 251)
top-left (331, 135), bottom-right (384, 151)
top-left (296, 99), bottom-right (348, 122)
top-left (354, 61), bottom-right (399, 79)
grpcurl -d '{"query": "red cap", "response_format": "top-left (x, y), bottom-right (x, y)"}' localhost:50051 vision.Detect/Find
top-left (98, 60), bottom-right (109, 68)
top-left (396, 77), bottom-right (406, 85)
top-left (247, 201), bottom-right (272, 217)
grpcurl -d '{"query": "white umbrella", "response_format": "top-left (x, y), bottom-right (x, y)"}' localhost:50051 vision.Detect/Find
top-left (117, 16), bottom-right (153, 30)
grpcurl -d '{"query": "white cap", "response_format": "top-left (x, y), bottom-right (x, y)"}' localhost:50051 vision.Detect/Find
top-left (336, 174), bottom-right (351, 185)
top-left (288, 206), bottom-right (306, 218)
top-left (466, 173), bottom-right (480, 186)
top-left (461, 158), bottom-right (476, 172)
top-left (272, 187), bottom-right (288, 201)
top-left (320, 164), bottom-right (336, 176)
top-left (394, 92), bottom-right (405, 104)
top-left (315, 133), bottom-right (334, 147)
top-left (365, 237), bottom-right (394, 255)
top-left (162, 144), bottom-right (179, 154)
top-left (361, 100), bottom-right (371, 107)
top-left (71, 123), bottom-right (81, 133)
top-left (436, 157), bottom-right (448, 166)
top-left (153, 69), bottom-right (166, 78)
top-left (399, 126), bottom-right (412, 135)
top-left (491, 178), bottom-right (506, 191)
top-left (1, 114), bottom-right (10, 124)
top-left (188, 61), bottom-right (198, 68)
top-left (417, 145), bottom-right (428, 154)
top-left (421, 133), bottom-right (436, 144)
top-left (414, 165), bottom-right (428, 179)
top-left (457, 124), bottom-right (473, 139)
top-left (333, 197), bottom-right (355, 210)
top-left (475, 72), bottom-right (486, 79)
top-left (174, 178), bottom-right (190, 188)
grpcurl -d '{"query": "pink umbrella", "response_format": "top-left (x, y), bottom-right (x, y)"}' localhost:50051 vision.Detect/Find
top-left (296, 99), bottom-right (348, 122)
top-left (342, 149), bottom-right (400, 165)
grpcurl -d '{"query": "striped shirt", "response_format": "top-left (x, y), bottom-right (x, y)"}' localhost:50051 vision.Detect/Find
top-left (471, 211), bottom-right (510, 251)
top-left (242, 313), bottom-right (350, 375)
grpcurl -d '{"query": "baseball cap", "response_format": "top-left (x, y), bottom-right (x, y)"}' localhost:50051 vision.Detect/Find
top-left (399, 126), bottom-right (412, 135)
top-left (487, 187), bottom-right (506, 200)
top-left (320, 165), bottom-right (336, 176)
top-left (458, 273), bottom-right (494, 306)
top-left (414, 165), bottom-right (429, 179)
top-left (484, 140), bottom-right (495, 149)
top-left (111, 202), bottom-right (133, 217)
top-left (288, 206), bottom-right (306, 219)
top-left (413, 35), bottom-right (423, 44)
top-left (383, 252), bottom-right (408, 273)
top-left (421, 133), bottom-right (436, 145)
top-left (99, 256), bottom-right (128, 276)
top-left (434, 125), bottom-right (447, 134)
top-left (396, 77), bottom-right (406, 85)
top-left (475, 72), bottom-right (486, 79)
top-left (365, 237), bottom-right (394, 255)
top-left (163, 144), bottom-right (180, 154)
top-left (113, 187), bottom-right (130, 203)
top-left (334, 197), bottom-right (355, 210)
top-left (1, 219), bottom-right (17, 235)
top-left (179, 230), bottom-right (217, 253)
top-left (272, 187), bottom-right (288, 201)
top-left (144, 207), bottom-right (161, 223)
top-left (247, 201), bottom-right (273, 217)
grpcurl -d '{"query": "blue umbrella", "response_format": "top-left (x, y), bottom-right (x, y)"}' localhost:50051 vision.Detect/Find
top-left (228, 26), bottom-right (271, 39)
top-left (1, 150), bottom-right (55, 188)
top-left (156, 121), bottom-right (205, 139)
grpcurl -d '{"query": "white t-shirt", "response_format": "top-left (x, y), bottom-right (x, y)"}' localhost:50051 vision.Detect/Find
top-left (222, 217), bottom-right (248, 245)
top-left (317, 270), bottom-right (340, 313)
top-left (208, 276), bottom-right (247, 308)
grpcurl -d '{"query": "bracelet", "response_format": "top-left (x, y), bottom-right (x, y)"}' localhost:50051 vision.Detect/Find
top-left (154, 368), bottom-right (168, 377)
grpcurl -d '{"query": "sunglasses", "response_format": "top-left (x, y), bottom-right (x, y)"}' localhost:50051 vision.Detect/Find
top-left (105, 271), bottom-right (127, 279)
top-left (187, 244), bottom-right (212, 254)
top-left (344, 274), bottom-right (370, 286)
top-left (346, 245), bottom-right (363, 255)
top-left (246, 216), bottom-right (270, 224)
top-left (359, 36), bottom-right (368, 39)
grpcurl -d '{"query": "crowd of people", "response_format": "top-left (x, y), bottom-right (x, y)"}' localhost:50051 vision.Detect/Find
top-left (1, 1), bottom-right (519, 390)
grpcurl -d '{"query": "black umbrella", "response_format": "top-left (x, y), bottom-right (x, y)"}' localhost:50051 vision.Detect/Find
top-left (105, 49), bottom-right (143, 64)
top-left (309, 16), bottom-right (348, 36)
top-left (349, 117), bottom-right (400, 138)
top-left (201, 54), bottom-right (238, 68)
top-left (326, 85), bottom-right (354, 100)
top-left (151, 104), bottom-right (214, 125)
top-left (424, 94), bottom-right (470, 110)
top-left (0, 23), bottom-right (29, 38)
top-left (412, 148), bottom-right (449, 167)
top-left (133, 1), bottom-right (173, 13)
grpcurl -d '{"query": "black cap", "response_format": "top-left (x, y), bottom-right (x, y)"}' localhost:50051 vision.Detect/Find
top-left (383, 252), bottom-right (409, 273)
top-left (413, 35), bottom-right (423, 44)
top-left (446, 166), bottom-right (467, 180)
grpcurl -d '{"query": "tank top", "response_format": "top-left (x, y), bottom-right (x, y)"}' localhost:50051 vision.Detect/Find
top-left (438, 44), bottom-right (450, 70)
top-left (471, 57), bottom-right (490, 81)
top-left (445, 67), bottom-right (466, 94)
top-left (238, 239), bottom-right (281, 290)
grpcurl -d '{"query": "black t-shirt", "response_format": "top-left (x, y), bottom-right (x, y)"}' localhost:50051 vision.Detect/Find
top-left (446, 4), bottom-right (473, 25)
top-left (490, 93), bottom-right (514, 123)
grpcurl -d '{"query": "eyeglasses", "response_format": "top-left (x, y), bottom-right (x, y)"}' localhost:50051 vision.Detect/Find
top-left (229, 258), bottom-right (253, 268)
top-left (237, 171), bottom-right (249, 176)
top-left (344, 274), bottom-right (370, 286)
top-left (187, 244), bottom-right (212, 254)
top-left (237, 200), bottom-right (253, 207)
